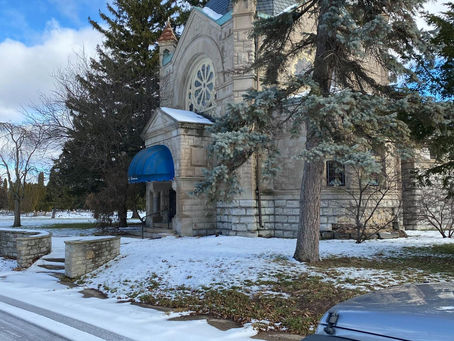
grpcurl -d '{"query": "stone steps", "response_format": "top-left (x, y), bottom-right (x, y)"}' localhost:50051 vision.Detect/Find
top-left (143, 228), bottom-right (176, 239)
top-left (38, 263), bottom-right (65, 270)
top-left (43, 257), bottom-right (65, 263)
top-left (38, 256), bottom-right (65, 272)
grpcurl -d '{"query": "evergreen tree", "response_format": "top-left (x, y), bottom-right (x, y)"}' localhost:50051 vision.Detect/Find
top-left (58, 0), bottom-right (204, 226)
top-left (0, 178), bottom-right (7, 210)
top-left (423, 3), bottom-right (453, 99)
top-left (195, 0), bottom-right (441, 262)
top-left (45, 167), bottom-right (83, 216)
top-left (401, 5), bottom-right (454, 193)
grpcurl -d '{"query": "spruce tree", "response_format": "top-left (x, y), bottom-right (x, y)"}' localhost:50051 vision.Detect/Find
top-left (400, 4), bottom-right (454, 194)
top-left (196, 0), bottom-right (442, 262)
top-left (0, 178), bottom-right (7, 210)
top-left (58, 0), bottom-right (204, 226)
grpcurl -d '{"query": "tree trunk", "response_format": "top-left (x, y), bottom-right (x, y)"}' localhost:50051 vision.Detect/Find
top-left (294, 143), bottom-right (324, 262)
top-left (294, 1), bottom-right (332, 262)
top-left (131, 208), bottom-right (140, 219)
top-left (118, 205), bottom-right (128, 227)
top-left (51, 208), bottom-right (56, 219)
top-left (13, 198), bottom-right (21, 227)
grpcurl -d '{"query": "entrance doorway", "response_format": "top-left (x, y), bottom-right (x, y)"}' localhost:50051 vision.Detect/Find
top-left (147, 181), bottom-right (176, 229)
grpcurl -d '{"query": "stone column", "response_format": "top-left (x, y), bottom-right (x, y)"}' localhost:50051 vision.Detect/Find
top-left (223, 0), bottom-right (260, 236)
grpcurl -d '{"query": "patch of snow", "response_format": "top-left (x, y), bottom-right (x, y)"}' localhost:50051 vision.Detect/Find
top-left (0, 270), bottom-right (261, 340)
top-left (82, 231), bottom-right (454, 299)
top-left (276, 4), bottom-right (298, 16)
top-left (0, 227), bottom-right (50, 237)
top-left (0, 258), bottom-right (16, 272)
top-left (161, 107), bottom-right (213, 125)
top-left (202, 7), bottom-right (223, 20)
top-left (0, 302), bottom-right (103, 341)
top-left (321, 230), bottom-right (454, 259)
top-left (0, 215), bottom-right (95, 229)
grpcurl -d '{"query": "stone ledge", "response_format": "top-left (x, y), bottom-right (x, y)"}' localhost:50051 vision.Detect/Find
top-left (65, 236), bottom-right (120, 245)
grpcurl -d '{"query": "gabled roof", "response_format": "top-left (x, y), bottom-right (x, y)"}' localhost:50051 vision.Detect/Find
top-left (204, 0), bottom-right (296, 16)
top-left (161, 107), bottom-right (213, 125)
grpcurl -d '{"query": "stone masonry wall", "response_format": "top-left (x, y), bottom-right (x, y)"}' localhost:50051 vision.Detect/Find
top-left (17, 234), bottom-right (52, 268)
top-left (217, 188), bottom-right (401, 239)
top-left (0, 229), bottom-right (51, 268)
top-left (65, 237), bottom-right (120, 278)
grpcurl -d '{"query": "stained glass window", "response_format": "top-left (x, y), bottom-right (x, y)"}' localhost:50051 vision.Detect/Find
top-left (186, 58), bottom-right (216, 113)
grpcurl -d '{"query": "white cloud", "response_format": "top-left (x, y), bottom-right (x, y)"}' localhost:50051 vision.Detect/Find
top-left (416, 0), bottom-right (450, 30)
top-left (0, 21), bottom-right (102, 123)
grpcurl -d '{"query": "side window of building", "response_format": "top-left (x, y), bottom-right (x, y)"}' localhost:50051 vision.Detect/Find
top-left (326, 161), bottom-right (345, 186)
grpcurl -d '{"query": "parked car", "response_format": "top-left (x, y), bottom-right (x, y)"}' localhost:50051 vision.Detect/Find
top-left (303, 283), bottom-right (454, 341)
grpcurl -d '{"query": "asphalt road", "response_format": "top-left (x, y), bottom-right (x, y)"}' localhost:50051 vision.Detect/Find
top-left (0, 309), bottom-right (69, 340)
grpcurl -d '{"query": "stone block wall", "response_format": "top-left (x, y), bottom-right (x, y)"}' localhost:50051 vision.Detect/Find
top-left (216, 187), bottom-right (401, 239)
top-left (0, 229), bottom-right (51, 268)
top-left (217, 200), bottom-right (259, 237)
top-left (17, 234), bottom-right (52, 268)
top-left (65, 237), bottom-right (120, 278)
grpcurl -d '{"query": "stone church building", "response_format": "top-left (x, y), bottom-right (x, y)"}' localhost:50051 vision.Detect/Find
top-left (128, 0), bottom-right (429, 238)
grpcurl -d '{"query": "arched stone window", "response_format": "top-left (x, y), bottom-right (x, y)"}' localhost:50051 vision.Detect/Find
top-left (186, 58), bottom-right (216, 113)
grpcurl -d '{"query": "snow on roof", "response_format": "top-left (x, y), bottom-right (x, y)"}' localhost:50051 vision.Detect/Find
top-left (161, 107), bottom-right (213, 125)
top-left (202, 6), bottom-right (223, 20)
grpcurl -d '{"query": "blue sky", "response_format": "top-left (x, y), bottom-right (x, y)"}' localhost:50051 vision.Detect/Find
top-left (0, 0), bottom-right (106, 45)
top-left (0, 0), bottom-right (108, 122)
top-left (0, 0), bottom-right (449, 123)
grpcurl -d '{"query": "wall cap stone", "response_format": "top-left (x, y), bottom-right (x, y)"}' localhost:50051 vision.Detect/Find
top-left (65, 236), bottom-right (120, 245)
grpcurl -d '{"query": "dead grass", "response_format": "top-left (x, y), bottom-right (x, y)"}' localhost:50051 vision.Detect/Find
top-left (92, 243), bottom-right (454, 336)
top-left (313, 245), bottom-right (454, 277)
top-left (139, 274), bottom-right (361, 335)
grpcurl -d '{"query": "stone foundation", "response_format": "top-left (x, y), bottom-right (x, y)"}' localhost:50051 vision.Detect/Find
top-left (216, 189), bottom-right (402, 239)
top-left (0, 228), bottom-right (51, 268)
top-left (65, 237), bottom-right (120, 278)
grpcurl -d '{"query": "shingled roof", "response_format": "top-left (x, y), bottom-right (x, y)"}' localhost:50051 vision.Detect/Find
top-left (204, 0), bottom-right (296, 16)
top-left (158, 20), bottom-right (178, 43)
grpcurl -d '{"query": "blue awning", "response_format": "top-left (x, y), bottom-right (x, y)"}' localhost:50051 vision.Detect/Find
top-left (128, 145), bottom-right (175, 183)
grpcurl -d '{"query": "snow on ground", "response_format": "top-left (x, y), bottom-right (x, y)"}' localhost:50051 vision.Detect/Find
top-left (0, 257), bottom-right (17, 272)
top-left (0, 265), bottom-right (260, 341)
top-left (82, 231), bottom-right (454, 299)
top-left (0, 211), bottom-right (144, 236)
top-left (321, 230), bottom-right (454, 258)
top-left (0, 229), bottom-right (452, 340)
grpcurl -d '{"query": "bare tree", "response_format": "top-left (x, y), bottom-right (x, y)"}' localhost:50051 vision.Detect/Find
top-left (340, 158), bottom-right (402, 243)
top-left (0, 123), bottom-right (49, 227)
top-left (419, 177), bottom-right (454, 238)
top-left (24, 53), bottom-right (90, 142)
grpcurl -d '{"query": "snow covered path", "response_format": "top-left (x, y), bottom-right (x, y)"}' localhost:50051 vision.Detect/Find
top-left (0, 269), bottom-right (262, 341)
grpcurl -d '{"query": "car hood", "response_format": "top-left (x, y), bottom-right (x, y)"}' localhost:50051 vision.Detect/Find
top-left (318, 283), bottom-right (454, 341)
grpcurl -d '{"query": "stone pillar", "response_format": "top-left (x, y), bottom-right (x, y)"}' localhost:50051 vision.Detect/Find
top-left (232, 0), bottom-right (256, 102)
top-left (221, 0), bottom-right (260, 236)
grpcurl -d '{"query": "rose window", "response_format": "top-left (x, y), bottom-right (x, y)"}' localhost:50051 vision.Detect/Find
top-left (186, 59), bottom-right (216, 113)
